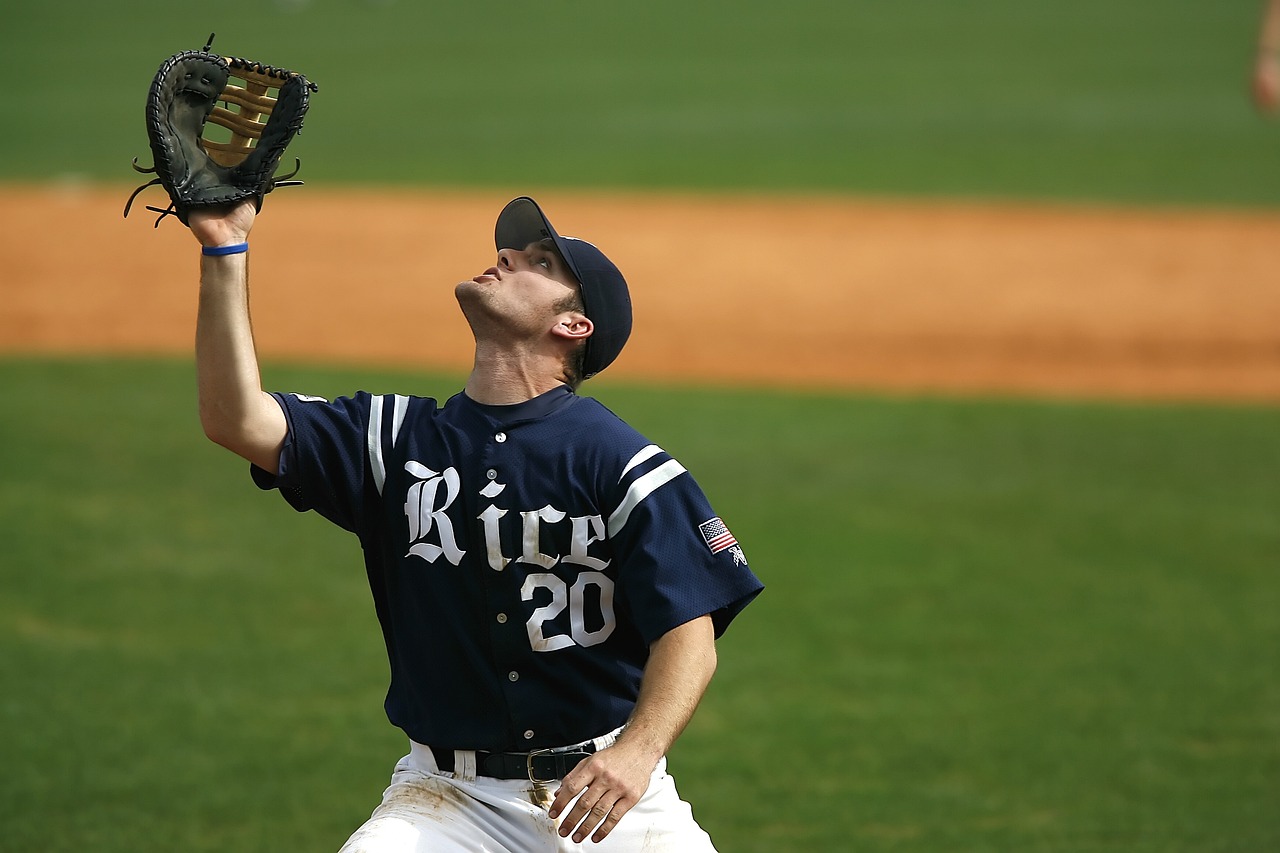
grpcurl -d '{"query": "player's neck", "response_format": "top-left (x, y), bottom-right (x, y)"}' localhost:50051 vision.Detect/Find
top-left (464, 351), bottom-right (568, 405)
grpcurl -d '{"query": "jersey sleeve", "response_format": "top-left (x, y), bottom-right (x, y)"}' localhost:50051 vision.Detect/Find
top-left (249, 391), bottom-right (375, 533)
top-left (605, 443), bottom-right (764, 644)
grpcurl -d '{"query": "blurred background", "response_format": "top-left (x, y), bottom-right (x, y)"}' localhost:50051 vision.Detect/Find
top-left (1, 2), bottom-right (1277, 851)
top-left (4, 0), bottom-right (1280, 202)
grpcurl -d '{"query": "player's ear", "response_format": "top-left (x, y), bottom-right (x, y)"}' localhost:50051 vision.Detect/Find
top-left (552, 313), bottom-right (593, 342)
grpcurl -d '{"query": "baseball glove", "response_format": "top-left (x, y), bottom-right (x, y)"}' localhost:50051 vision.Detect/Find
top-left (124, 35), bottom-right (318, 226)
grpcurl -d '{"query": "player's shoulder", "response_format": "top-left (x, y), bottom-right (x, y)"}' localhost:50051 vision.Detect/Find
top-left (561, 394), bottom-right (652, 449)
top-left (275, 389), bottom-right (443, 416)
top-left (563, 393), bottom-right (626, 424)
top-left (561, 396), bottom-right (693, 493)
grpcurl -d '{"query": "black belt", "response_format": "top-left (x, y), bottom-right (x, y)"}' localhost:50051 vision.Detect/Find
top-left (430, 743), bottom-right (597, 782)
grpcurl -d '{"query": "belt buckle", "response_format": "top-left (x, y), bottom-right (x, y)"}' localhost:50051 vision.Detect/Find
top-left (526, 748), bottom-right (557, 785)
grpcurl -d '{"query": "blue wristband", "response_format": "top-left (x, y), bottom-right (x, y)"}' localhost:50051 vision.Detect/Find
top-left (202, 242), bottom-right (249, 256)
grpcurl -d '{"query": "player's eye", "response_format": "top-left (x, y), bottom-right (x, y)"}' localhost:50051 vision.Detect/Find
top-left (536, 256), bottom-right (552, 270)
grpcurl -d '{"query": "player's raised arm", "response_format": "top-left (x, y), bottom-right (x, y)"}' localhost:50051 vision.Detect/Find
top-left (190, 201), bottom-right (287, 474)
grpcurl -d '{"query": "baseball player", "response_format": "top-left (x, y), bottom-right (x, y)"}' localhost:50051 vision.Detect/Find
top-left (188, 195), bottom-right (763, 851)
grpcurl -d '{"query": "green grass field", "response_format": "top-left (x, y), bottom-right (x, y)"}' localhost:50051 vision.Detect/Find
top-left (2, 0), bottom-right (1278, 206)
top-left (3, 0), bottom-right (1279, 849)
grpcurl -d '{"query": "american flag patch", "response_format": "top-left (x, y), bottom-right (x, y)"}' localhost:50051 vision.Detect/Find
top-left (699, 517), bottom-right (738, 554)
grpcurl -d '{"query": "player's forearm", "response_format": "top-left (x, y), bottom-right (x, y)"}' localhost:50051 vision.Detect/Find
top-left (195, 254), bottom-right (285, 470)
top-left (616, 615), bottom-right (718, 763)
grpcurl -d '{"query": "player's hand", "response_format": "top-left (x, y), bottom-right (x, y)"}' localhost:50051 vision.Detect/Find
top-left (548, 740), bottom-right (658, 844)
top-left (1253, 54), bottom-right (1280, 114)
top-left (189, 199), bottom-right (257, 249)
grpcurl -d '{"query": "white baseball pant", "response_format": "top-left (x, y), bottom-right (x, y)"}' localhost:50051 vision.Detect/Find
top-left (337, 740), bottom-right (718, 852)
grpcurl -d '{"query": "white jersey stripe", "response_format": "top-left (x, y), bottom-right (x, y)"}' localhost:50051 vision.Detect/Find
top-left (390, 394), bottom-right (409, 448)
top-left (368, 394), bottom-right (387, 495)
top-left (620, 444), bottom-right (663, 479)
top-left (608, 459), bottom-right (687, 538)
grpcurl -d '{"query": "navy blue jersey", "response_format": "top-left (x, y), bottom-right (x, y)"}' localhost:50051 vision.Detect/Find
top-left (251, 385), bottom-right (762, 752)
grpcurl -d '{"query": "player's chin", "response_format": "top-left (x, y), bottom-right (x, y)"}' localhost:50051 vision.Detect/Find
top-left (454, 280), bottom-right (494, 316)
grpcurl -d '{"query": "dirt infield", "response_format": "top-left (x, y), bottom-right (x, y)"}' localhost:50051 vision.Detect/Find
top-left (4, 184), bottom-right (1278, 402)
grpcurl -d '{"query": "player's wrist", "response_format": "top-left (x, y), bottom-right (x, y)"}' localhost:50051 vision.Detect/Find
top-left (612, 724), bottom-right (669, 766)
top-left (201, 242), bottom-right (249, 256)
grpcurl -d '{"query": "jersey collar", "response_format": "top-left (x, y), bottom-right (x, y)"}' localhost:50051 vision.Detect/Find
top-left (459, 384), bottom-right (576, 425)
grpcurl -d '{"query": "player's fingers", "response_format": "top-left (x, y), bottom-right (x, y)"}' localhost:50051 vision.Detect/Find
top-left (566, 791), bottom-right (623, 843)
top-left (556, 787), bottom-right (605, 838)
top-left (547, 773), bottom-right (587, 820)
top-left (589, 797), bottom-right (636, 843)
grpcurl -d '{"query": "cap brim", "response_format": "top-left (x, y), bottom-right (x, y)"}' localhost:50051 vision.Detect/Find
top-left (494, 197), bottom-right (587, 289)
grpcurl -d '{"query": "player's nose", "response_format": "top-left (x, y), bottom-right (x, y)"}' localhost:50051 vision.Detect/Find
top-left (497, 248), bottom-right (521, 270)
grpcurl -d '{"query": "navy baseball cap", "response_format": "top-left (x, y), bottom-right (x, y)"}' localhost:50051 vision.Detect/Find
top-left (495, 196), bottom-right (632, 380)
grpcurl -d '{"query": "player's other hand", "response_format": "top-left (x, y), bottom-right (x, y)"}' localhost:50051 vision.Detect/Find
top-left (548, 741), bottom-right (657, 844)
top-left (189, 199), bottom-right (257, 249)
top-left (1253, 54), bottom-right (1280, 113)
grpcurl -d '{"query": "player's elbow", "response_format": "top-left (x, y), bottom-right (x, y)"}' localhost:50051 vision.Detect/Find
top-left (702, 640), bottom-right (719, 685)
top-left (198, 400), bottom-right (242, 448)
top-left (199, 413), bottom-right (239, 451)
top-left (198, 397), bottom-right (285, 473)
top-left (200, 413), bottom-right (251, 461)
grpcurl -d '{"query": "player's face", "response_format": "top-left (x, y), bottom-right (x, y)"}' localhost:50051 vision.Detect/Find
top-left (456, 240), bottom-right (582, 337)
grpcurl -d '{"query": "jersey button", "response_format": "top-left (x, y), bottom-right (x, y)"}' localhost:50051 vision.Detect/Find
top-left (495, 432), bottom-right (507, 443)
top-left (486, 469), bottom-right (498, 480)
top-left (523, 730), bottom-right (535, 740)
top-left (508, 670), bottom-right (520, 682)
top-left (496, 613), bottom-right (508, 624)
